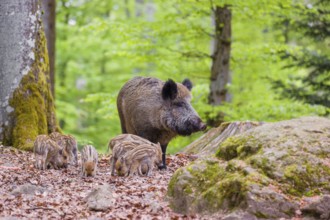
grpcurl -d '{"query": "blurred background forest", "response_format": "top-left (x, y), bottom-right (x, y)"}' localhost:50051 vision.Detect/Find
top-left (52, 0), bottom-right (329, 153)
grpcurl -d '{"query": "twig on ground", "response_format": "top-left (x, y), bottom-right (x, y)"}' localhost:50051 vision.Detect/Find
top-left (0, 166), bottom-right (20, 170)
top-left (27, 206), bottom-right (63, 217)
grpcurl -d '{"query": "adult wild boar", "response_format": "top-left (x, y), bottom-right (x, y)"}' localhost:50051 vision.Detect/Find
top-left (117, 76), bottom-right (206, 169)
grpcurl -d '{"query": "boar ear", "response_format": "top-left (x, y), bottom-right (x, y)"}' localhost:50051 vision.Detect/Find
top-left (182, 78), bottom-right (193, 91)
top-left (162, 79), bottom-right (178, 100)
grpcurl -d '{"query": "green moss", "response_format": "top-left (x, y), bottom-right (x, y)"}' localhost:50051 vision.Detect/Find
top-left (216, 136), bottom-right (242, 160)
top-left (216, 135), bottom-right (261, 161)
top-left (248, 156), bottom-right (276, 179)
top-left (184, 160), bottom-right (227, 193)
top-left (202, 173), bottom-right (248, 210)
top-left (5, 30), bottom-right (59, 150)
top-left (168, 159), bottom-right (257, 212)
top-left (183, 185), bottom-right (193, 194)
top-left (255, 211), bottom-right (269, 218)
top-left (283, 162), bottom-right (329, 196)
top-left (237, 142), bottom-right (262, 158)
top-left (168, 168), bottom-right (184, 197)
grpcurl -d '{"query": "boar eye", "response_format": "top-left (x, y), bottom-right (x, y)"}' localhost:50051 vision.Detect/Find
top-left (174, 102), bottom-right (184, 107)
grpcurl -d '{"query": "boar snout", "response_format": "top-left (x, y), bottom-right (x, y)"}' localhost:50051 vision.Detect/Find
top-left (194, 118), bottom-right (207, 131)
top-left (177, 117), bottom-right (206, 136)
top-left (199, 122), bottom-right (207, 131)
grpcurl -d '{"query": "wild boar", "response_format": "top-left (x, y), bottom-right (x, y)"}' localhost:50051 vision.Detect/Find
top-left (109, 141), bottom-right (138, 176)
top-left (49, 132), bottom-right (78, 166)
top-left (115, 142), bottom-right (162, 177)
top-left (34, 135), bottom-right (69, 170)
top-left (65, 134), bottom-right (78, 166)
top-left (108, 134), bottom-right (152, 151)
top-left (108, 134), bottom-right (156, 175)
top-left (81, 145), bottom-right (98, 177)
top-left (117, 77), bottom-right (206, 169)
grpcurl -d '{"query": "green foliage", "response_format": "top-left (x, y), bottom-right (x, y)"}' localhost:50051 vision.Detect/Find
top-left (271, 0), bottom-right (330, 108)
top-left (56, 0), bottom-right (329, 153)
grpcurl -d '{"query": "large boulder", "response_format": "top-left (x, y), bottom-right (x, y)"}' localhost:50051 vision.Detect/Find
top-left (168, 116), bottom-right (330, 219)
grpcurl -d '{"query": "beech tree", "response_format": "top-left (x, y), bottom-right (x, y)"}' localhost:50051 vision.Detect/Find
top-left (0, 0), bottom-right (58, 150)
top-left (209, 5), bottom-right (232, 105)
top-left (41, 0), bottom-right (56, 96)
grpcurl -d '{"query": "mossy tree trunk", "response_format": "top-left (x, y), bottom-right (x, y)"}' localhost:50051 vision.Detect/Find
top-left (0, 0), bottom-right (59, 150)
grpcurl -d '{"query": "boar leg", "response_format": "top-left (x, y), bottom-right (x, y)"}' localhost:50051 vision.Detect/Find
top-left (146, 159), bottom-right (153, 176)
top-left (129, 162), bottom-right (139, 176)
top-left (81, 165), bottom-right (86, 177)
top-left (35, 155), bottom-right (42, 169)
top-left (94, 163), bottom-right (98, 175)
top-left (109, 156), bottom-right (116, 176)
top-left (158, 144), bottom-right (167, 170)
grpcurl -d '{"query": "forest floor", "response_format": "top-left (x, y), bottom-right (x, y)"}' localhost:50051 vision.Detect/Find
top-left (0, 145), bottom-right (205, 219)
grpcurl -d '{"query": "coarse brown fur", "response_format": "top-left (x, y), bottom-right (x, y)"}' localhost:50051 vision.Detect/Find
top-left (81, 145), bottom-right (98, 177)
top-left (108, 134), bottom-right (156, 175)
top-left (117, 77), bottom-right (206, 169)
top-left (115, 143), bottom-right (162, 177)
top-left (33, 135), bottom-right (68, 170)
top-left (108, 134), bottom-right (151, 151)
top-left (49, 132), bottom-right (78, 166)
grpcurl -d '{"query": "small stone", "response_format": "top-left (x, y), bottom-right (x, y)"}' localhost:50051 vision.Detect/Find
top-left (149, 201), bottom-right (162, 214)
top-left (11, 184), bottom-right (47, 196)
top-left (85, 184), bottom-right (115, 211)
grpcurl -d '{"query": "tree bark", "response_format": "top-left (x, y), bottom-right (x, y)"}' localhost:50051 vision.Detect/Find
top-left (0, 0), bottom-right (58, 150)
top-left (124, 0), bottom-right (131, 18)
top-left (209, 6), bottom-right (232, 105)
top-left (182, 121), bottom-right (264, 157)
top-left (41, 0), bottom-right (56, 97)
top-left (135, 0), bottom-right (144, 18)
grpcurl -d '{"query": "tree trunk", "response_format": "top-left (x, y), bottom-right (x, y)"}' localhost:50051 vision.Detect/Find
top-left (182, 121), bottom-right (264, 157)
top-left (135, 0), bottom-right (144, 18)
top-left (0, 0), bottom-right (59, 150)
top-left (41, 0), bottom-right (56, 97)
top-left (209, 6), bottom-right (232, 105)
top-left (124, 0), bottom-right (131, 18)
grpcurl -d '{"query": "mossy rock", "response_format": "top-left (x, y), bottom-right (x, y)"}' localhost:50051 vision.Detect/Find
top-left (168, 158), bottom-right (297, 218)
top-left (216, 116), bottom-right (330, 197)
top-left (168, 116), bottom-right (330, 219)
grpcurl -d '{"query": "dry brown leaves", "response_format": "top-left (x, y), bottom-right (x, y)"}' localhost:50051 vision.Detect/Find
top-left (0, 146), bottom-right (197, 219)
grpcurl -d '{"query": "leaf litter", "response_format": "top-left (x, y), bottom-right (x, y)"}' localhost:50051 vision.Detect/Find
top-left (0, 145), bottom-right (198, 219)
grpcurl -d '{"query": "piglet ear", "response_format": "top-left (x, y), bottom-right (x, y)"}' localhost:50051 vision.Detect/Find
top-left (162, 79), bottom-right (178, 100)
top-left (182, 78), bottom-right (193, 91)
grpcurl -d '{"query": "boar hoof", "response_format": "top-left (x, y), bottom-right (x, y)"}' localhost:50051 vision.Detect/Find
top-left (158, 165), bottom-right (167, 170)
